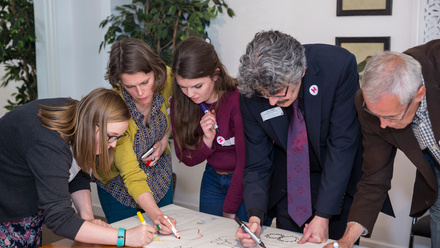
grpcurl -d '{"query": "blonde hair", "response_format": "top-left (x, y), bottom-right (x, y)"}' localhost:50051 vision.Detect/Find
top-left (38, 88), bottom-right (131, 179)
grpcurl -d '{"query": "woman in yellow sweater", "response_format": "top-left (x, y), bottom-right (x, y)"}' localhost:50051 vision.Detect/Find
top-left (96, 38), bottom-right (176, 233)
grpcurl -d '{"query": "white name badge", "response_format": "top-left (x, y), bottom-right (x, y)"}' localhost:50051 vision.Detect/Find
top-left (260, 107), bottom-right (284, 122)
top-left (217, 136), bottom-right (235, 146)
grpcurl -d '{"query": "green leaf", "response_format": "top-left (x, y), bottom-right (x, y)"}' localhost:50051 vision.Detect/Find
top-left (0, 0), bottom-right (37, 110)
top-left (98, 0), bottom-right (235, 67)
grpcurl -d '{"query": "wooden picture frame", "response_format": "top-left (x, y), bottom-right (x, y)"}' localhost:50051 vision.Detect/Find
top-left (336, 37), bottom-right (390, 82)
top-left (337, 0), bottom-right (392, 16)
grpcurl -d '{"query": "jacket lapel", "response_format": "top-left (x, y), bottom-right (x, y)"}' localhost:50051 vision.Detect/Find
top-left (250, 97), bottom-right (290, 151)
top-left (268, 107), bottom-right (290, 151)
top-left (303, 63), bottom-right (322, 161)
top-left (426, 80), bottom-right (440, 148)
top-left (392, 83), bottom-right (439, 192)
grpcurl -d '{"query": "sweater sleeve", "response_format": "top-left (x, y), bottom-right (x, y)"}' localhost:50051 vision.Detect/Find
top-left (112, 119), bottom-right (152, 202)
top-left (69, 170), bottom-right (91, 194)
top-left (347, 93), bottom-right (396, 236)
top-left (170, 98), bottom-right (215, 166)
top-left (222, 92), bottom-right (245, 214)
top-left (27, 141), bottom-right (85, 240)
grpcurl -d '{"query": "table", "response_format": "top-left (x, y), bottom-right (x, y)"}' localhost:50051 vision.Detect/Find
top-left (42, 204), bottom-right (365, 248)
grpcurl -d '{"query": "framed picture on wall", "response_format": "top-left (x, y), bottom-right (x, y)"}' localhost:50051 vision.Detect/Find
top-left (336, 36), bottom-right (390, 82)
top-left (337, 0), bottom-right (393, 16)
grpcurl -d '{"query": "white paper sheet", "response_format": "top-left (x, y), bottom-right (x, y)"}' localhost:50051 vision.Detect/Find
top-left (111, 204), bottom-right (365, 248)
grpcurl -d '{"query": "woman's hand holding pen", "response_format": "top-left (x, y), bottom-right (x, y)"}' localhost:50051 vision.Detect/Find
top-left (153, 214), bottom-right (177, 235)
top-left (235, 216), bottom-right (262, 247)
top-left (201, 110), bottom-right (217, 148)
top-left (126, 225), bottom-right (156, 247)
top-left (141, 142), bottom-right (163, 167)
top-left (141, 125), bottom-right (171, 167)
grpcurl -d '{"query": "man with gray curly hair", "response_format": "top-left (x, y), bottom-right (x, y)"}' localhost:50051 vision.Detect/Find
top-left (235, 30), bottom-right (368, 246)
top-left (325, 41), bottom-right (440, 248)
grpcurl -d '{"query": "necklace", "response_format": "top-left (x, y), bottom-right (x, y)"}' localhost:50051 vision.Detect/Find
top-left (137, 103), bottom-right (150, 115)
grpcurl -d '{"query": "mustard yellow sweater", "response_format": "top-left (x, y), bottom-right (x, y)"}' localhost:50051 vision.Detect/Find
top-left (98, 68), bottom-right (173, 202)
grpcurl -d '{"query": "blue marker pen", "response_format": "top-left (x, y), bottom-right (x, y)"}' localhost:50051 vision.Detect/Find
top-left (199, 103), bottom-right (220, 133)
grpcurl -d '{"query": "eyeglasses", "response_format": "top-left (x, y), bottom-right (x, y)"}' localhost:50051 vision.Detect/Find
top-left (107, 133), bottom-right (127, 143)
top-left (362, 98), bottom-right (413, 121)
top-left (255, 85), bottom-right (289, 98)
top-left (97, 124), bottom-right (127, 143)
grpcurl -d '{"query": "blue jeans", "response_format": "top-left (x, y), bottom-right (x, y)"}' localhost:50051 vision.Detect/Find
top-left (430, 166), bottom-right (440, 247)
top-left (199, 164), bottom-right (248, 221)
top-left (97, 180), bottom-right (173, 223)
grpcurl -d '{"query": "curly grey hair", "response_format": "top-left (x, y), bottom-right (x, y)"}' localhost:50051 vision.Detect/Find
top-left (238, 30), bottom-right (306, 97)
top-left (362, 51), bottom-right (422, 105)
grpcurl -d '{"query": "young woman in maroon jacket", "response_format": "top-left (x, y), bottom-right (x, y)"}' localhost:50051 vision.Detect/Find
top-left (170, 37), bottom-right (247, 221)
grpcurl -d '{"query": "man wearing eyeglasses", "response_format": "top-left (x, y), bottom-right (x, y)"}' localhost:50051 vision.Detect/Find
top-left (325, 40), bottom-right (440, 248)
top-left (235, 30), bottom-right (375, 246)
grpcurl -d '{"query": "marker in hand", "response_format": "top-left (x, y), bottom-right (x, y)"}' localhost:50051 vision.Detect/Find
top-left (235, 216), bottom-right (266, 248)
top-left (200, 103), bottom-right (220, 133)
top-left (137, 211), bottom-right (147, 225)
top-left (164, 215), bottom-right (180, 239)
top-left (138, 211), bottom-right (162, 234)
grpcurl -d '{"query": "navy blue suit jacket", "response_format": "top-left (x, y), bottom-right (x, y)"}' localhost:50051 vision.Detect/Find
top-left (240, 44), bottom-right (364, 221)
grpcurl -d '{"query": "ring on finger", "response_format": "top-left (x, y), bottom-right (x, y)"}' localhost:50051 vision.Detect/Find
top-left (152, 156), bottom-right (155, 161)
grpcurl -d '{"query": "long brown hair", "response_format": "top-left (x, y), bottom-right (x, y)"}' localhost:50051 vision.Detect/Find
top-left (171, 37), bottom-right (236, 151)
top-left (105, 38), bottom-right (167, 93)
top-left (38, 88), bottom-right (131, 179)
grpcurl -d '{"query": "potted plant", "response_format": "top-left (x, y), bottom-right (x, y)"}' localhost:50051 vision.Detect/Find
top-left (99, 0), bottom-right (235, 65)
top-left (0, 0), bottom-right (37, 110)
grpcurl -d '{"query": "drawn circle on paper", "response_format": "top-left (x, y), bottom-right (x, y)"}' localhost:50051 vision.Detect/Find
top-left (278, 235), bottom-right (300, 243)
top-left (265, 233), bottom-right (283, 240)
top-left (264, 233), bottom-right (300, 243)
top-left (177, 228), bottom-right (203, 240)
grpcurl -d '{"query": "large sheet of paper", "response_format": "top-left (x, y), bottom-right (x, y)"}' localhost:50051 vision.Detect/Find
top-left (112, 204), bottom-right (363, 248)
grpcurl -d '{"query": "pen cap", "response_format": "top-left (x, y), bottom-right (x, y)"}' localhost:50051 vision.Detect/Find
top-left (199, 103), bottom-right (209, 113)
top-left (234, 216), bottom-right (243, 226)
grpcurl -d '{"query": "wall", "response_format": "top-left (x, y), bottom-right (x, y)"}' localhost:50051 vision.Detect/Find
top-left (34, 0), bottom-right (111, 100)
top-left (30, 0), bottom-right (430, 247)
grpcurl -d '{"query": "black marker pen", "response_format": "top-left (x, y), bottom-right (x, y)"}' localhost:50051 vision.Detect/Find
top-left (235, 216), bottom-right (266, 248)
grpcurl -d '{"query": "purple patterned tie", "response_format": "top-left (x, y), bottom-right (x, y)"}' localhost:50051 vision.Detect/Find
top-left (287, 99), bottom-right (312, 227)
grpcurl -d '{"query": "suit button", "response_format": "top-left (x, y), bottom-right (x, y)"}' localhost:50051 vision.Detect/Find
top-left (282, 188), bottom-right (287, 193)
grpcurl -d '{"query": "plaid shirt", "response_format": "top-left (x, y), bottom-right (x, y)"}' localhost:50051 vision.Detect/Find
top-left (412, 94), bottom-right (440, 165)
